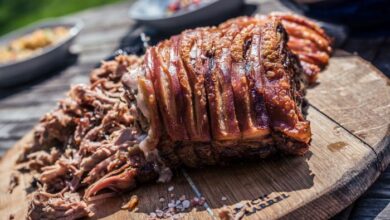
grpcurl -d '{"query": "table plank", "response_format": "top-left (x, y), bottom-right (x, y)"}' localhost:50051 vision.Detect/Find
top-left (75, 27), bottom-right (129, 48)
top-left (350, 198), bottom-right (390, 220)
top-left (0, 121), bottom-right (36, 140)
top-left (70, 1), bottom-right (135, 33)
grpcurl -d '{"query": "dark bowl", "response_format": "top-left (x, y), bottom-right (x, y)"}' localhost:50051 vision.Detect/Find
top-left (0, 18), bottom-right (83, 87)
top-left (128, 0), bottom-right (244, 31)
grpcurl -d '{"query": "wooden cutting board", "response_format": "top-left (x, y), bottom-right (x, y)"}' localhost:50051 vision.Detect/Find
top-left (0, 50), bottom-right (389, 219)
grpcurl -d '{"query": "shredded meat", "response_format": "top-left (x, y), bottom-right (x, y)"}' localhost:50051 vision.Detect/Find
top-left (27, 190), bottom-right (93, 220)
top-left (16, 12), bottom-right (331, 220)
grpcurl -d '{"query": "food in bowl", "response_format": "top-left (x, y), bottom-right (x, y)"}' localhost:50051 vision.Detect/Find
top-left (167, 0), bottom-right (211, 14)
top-left (0, 27), bottom-right (69, 64)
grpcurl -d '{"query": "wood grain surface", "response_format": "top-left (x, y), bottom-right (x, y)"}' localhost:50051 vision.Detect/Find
top-left (306, 51), bottom-right (390, 171)
top-left (0, 1), bottom-right (389, 219)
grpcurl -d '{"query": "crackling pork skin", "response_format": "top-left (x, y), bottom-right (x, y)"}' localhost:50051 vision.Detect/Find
top-left (16, 13), bottom-right (331, 220)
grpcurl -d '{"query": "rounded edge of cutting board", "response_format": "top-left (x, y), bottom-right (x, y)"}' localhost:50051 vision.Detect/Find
top-left (286, 50), bottom-right (390, 219)
top-left (307, 50), bottom-right (390, 171)
top-left (353, 54), bottom-right (390, 172)
top-left (284, 141), bottom-right (380, 219)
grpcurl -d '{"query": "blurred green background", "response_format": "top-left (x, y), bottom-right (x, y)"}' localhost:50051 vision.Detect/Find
top-left (0, 0), bottom-right (124, 36)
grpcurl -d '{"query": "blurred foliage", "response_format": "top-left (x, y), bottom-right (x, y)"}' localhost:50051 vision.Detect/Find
top-left (0, 0), bottom-right (124, 36)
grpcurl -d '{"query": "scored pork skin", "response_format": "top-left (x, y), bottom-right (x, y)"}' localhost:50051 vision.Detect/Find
top-left (20, 13), bottom-right (332, 220)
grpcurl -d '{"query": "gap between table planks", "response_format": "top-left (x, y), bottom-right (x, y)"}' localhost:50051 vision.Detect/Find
top-left (0, 50), bottom-right (389, 220)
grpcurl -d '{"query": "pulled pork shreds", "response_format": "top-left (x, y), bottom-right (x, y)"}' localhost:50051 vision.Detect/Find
top-left (19, 55), bottom-right (159, 219)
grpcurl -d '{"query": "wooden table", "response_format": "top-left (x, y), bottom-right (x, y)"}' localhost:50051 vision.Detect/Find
top-left (0, 1), bottom-right (389, 219)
